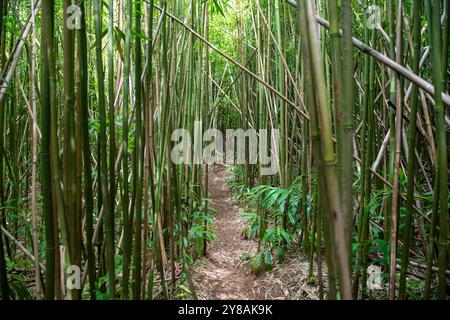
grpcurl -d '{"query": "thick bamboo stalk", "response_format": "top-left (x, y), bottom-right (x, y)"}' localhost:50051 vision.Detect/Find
top-left (399, 0), bottom-right (421, 299)
top-left (62, 0), bottom-right (80, 299)
top-left (429, 0), bottom-right (448, 300)
top-left (132, 0), bottom-right (144, 300)
top-left (302, 0), bottom-right (352, 300)
top-left (40, 0), bottom-right (56, 300)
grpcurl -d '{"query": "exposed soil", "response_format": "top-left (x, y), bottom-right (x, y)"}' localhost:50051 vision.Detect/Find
top-left (193, 164), bottom-right (284, 299)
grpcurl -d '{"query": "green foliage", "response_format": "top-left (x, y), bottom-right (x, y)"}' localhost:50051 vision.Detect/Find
top-left (229, 167), bottom-right (306, 271)
top-left (94, 276), bottom-right (110, 300)
top-left (264, 248), bottom-right (273, 272)
top-left (368, 239), bottom-right (389, 265)
top-left (206, 0), bottom-right (231, 17)
top-left (186, 197), bottom-right (218, 257)
top-left (226, 166), bottom-right (251, 200)
top-left (8, 281), bottom-right (32, 300)
top-left (250, 252), bottom-right (264, 276)
top-left (241, 211), bottom-right (259, 239)
top-left (5, 257), bottom-right (33, 300)
top-left (174, 283), bottom-right (192, 299)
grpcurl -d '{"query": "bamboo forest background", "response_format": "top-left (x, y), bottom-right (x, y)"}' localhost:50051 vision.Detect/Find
top-left (0, 0), bottom-right (448, 300)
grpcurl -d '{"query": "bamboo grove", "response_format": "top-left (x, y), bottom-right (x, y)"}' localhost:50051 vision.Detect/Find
top-left (0, 0), bottom-right (448, 300)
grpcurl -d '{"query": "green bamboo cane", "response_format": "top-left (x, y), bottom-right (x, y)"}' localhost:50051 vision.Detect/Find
top-left (78, 0), bottom-right (96, 300)
top-left (388, 0), bottom-right (404, 300)
top-left (298, 0), bottom-right (337, 299)
top-left (121, 0), bottom-right (133, 299)
top-left (384, 0), bottom-right (396, 269)
top-left (143, 0), bottom-right (156, 300)
top-left (399, 0), bottom-right (421, 299)
top-left (303, 0), bottom-right (352, 300)
top-left (48, 0), bottom-right (68, 298)
top-left (442, 0), bottom-right (449, 90)
top-left (63, 0), bottom-right (81, 299)
top-left (94, 0), bottom-right (115, 300)
top-left (108, 0), bottom-right (116, 253)
top-left (0, 0), bottom-right (7, 300)
top-left (326, 0), bottom-right (343, 187)
top-left (341, 0), bottom-right (354, 267)
top-left (424, 180), bottom-right (439, 298)
top-left (429, 0), bottom-right (448, 300)
top-left (132, 0), bottom-right (144, 300)
top-left (40, 0), bottom-right (55, 300)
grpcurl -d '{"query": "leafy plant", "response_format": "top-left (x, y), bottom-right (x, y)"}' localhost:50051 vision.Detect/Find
top-left (188, 209), bottom-right (217, 257)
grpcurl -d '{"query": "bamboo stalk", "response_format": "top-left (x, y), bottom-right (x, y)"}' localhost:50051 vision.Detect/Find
top-left (389, 0), bottom-right (404, 300)
top-left (429, 0), bottom-right (448, 300)
top-left (40, 0), bottom-right (56, 300)
top-left (29, 0), bottom-right (41, 300)
top-left (302, 0), bottom-right (352, 300)
top-left (399, 0), bottom-right (421, 299)
top-left (94, 0), bottom-right (115, 300)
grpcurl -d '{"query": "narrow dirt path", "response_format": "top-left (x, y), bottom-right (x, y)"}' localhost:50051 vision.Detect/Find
top-left (193, 165), bottom-right (284, 300)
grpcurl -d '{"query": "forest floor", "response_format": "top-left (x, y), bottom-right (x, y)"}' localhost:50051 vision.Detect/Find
top-left (192, 164), bottom-right (323, 300)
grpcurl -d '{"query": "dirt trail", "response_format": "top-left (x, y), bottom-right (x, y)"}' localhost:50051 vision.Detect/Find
top-left (193, 165), bottom-right (284, 300)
